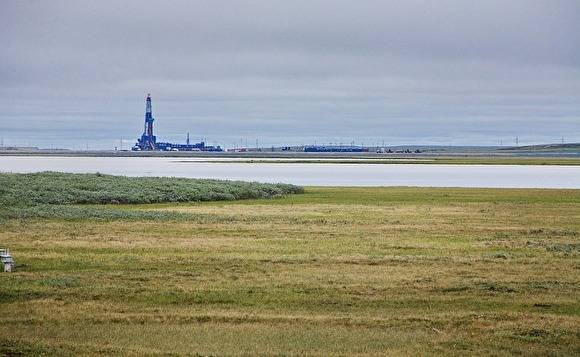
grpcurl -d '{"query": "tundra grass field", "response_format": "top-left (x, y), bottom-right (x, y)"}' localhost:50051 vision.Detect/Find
top-left (0, 174), bottom-right (579, 355)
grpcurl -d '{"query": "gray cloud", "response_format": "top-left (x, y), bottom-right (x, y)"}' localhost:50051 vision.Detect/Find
top-left (1, 0), bottom-right (579, 148)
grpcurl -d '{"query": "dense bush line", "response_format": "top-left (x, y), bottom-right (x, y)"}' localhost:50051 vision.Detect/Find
top-left (0, 172), bottom-right (303, 207)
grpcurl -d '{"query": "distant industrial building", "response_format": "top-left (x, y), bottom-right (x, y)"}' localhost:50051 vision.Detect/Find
top-left (304, 145), bottom-right (369, 153)
top-left (133, 94), bottom-right (222, 151)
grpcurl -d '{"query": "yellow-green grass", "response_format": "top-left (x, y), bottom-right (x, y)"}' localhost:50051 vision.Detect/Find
top-left (1, 187), bottom-right (579, 355)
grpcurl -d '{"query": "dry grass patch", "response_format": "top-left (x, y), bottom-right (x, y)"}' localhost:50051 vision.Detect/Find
top-left (1, 187), bottom-right (579, 355)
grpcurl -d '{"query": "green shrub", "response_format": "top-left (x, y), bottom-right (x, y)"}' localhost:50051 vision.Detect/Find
top-left (0, 172), bottom-right (303, 221)
top-left (0, 172), bottom-right (303, 207)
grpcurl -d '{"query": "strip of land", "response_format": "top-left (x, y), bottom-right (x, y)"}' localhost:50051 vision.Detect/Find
top-left (177, 156), bottom-right (580, 165)
top-left (2, 149), bottom-right (580, 166)
top-left (1, 181), bottom-right (578, 355)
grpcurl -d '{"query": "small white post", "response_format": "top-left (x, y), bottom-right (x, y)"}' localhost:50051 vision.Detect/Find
top-left (1, 248), bottom-right (14, 272)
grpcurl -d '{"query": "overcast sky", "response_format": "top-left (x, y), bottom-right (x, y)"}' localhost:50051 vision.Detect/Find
top-left (1, 0), bottom-right (579, 149)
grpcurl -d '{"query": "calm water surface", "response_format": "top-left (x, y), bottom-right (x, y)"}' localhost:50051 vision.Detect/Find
top-left (1, 156), bottom-right (579, 188)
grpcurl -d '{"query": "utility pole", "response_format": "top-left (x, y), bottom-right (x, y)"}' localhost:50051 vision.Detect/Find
top-left (515, 136), bottom-right (519, 146)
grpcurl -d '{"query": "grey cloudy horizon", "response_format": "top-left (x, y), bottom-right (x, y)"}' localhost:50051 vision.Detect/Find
top-left (1, 0), bottom-right (579, 149)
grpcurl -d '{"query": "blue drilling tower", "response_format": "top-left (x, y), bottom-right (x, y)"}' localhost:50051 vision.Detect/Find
top-left (133, 94), bottom-right (222, 151)
top-left (136, 94), bottom-right (156, 150)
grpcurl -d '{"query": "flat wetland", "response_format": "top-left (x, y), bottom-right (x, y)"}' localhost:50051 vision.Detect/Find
top-left (0, 174), bottom-right (579, 355)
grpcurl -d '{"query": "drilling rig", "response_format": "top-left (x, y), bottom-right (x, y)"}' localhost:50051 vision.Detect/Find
top-left (133, 94), bottom-right (222, 151)
top-left (135, 94), bottom-right (156, 150)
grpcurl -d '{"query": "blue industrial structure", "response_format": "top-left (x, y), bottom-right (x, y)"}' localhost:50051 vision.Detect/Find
top-left (304, 145), bottom-right (369, 153)
top-left (133, 94), bottom-right (222, 151)
top-left (137, 94), bottom-right (156, 150)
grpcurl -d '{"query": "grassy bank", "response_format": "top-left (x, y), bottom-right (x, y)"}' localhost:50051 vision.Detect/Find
top-left (2, 152), bottom-right (580, 166)
top-left (185, 156), bottom-right (580, 165)
top-left (0, 186), bottom-right (578, 354)
top-left (0, 172), bottom-right (303, 207)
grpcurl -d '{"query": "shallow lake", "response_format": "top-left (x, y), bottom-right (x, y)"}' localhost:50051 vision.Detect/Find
top-left (1, 156), bottom-right (580, 188)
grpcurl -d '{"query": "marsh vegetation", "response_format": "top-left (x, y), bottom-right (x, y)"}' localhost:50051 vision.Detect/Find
top-left (0, 177), bottom-right (578, 354)
top-left (0, 172), bottom-right (303, 206)
top-left (0, 172), bottom-right (302, 222)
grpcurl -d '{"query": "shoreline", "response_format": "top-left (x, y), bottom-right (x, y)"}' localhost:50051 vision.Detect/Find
top-left (1, 151), bottom-right (580, 165)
